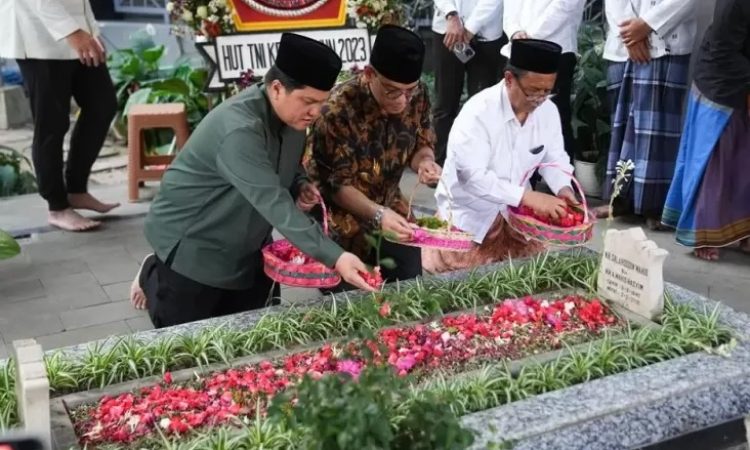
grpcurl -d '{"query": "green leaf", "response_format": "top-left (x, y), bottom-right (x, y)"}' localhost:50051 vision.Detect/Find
top-left (379, 230), bottom-right (400, 241)
top-left (379, 258), bottom-right (397, 270)
top-left (119, 56), bottom-right (142, 78)
top-left (123, 88), bottom-right (153, 116)
top-left (0, 229), bottom-right (20, 260)
top-left (172, 64), bottom-right (193, 81)
top-left (363, 234), bottom-right (378, 249)
top-left (148, 78), bottom-right (191, 97)
top-left (188, 68), bottom-right (208, 89)
top-left (141, 45), bottom-right (165, 64)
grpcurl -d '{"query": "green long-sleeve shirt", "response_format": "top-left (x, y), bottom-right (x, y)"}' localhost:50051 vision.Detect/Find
top-left (144, 84), bottom-right (343, 289)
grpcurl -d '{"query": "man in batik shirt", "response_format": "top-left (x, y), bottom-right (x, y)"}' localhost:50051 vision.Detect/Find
top-left (306, 25), bottom-right (441, 286)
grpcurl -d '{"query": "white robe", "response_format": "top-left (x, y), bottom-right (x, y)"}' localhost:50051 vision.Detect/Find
top-left (435, 80), bottom-right (573, 243)
top-left (0, 0), bottom-right (100, 60)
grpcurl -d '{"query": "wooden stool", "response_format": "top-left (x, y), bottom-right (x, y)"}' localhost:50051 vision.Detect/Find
top-left (127, 103), bottom-right (190, 202)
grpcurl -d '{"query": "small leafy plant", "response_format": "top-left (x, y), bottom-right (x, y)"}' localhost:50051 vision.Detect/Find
top-left (572, 22), bottom-right (610, 180)
top-left (0, 145), bottom-right (37, 198)
top-left (268, 365), bottom-right (474, 450)
top-left (108, 28), bottom-right (210, 153)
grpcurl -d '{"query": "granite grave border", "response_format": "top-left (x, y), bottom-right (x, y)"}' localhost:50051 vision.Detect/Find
top-left (4, 249), bottom-right (749, 449)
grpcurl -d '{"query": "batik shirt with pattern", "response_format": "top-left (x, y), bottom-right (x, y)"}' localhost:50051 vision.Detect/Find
top-left (305, 76), bottom-right (436, 260)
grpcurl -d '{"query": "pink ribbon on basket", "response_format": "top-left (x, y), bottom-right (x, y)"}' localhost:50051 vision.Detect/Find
top-left (411, 228), bottom-right (432, 244)
top-left (268, 195), bottom-right (330, 260)
top-left (409, 228), bottom-right (473, 250)
top-left (318, 195), bottom-right (330, 235)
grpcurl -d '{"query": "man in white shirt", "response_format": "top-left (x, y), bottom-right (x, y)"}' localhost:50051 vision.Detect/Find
top-left (595, 0), bottom-right (697, 230)
top-left (0, 0), bottom-right (119, 231)
top-left (431, 0), bottom-right (506, 166)
top-left (423, 39), bottom-right (577, 274)
top-left (502, 0), bottom-right (586, 162)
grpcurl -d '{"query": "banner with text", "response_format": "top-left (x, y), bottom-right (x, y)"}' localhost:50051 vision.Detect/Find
top-left (198, 28), bottom-right (372, 91)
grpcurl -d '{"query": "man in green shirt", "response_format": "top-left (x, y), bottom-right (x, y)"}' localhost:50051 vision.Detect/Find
top-left (129, 33), bottom-right (375, 328)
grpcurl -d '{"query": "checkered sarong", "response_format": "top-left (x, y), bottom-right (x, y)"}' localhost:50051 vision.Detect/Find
top-left (602, 55), bottom-right (691, 217)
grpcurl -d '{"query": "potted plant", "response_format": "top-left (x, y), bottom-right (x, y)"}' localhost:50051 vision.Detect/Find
top-left (571, 23), bottom-right (610, 198)
top-left (108, 27), bottom-right (211, 155)
top-left (0, 145), bottom-right (37, 198)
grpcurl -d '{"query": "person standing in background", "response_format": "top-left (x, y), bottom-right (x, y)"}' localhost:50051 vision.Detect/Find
top-left (431, 0), bottom-right (506, 166)
top-left (661, 0), bottom-right (750, 261)
top-left (502, 0), bottom-right (587, 163)
top-left (595, 0), bottom-right (697, 230)
top-left (0, 0), bottom-right (119, 231)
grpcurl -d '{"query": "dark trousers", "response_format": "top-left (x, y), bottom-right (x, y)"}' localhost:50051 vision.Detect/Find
top-left (140, 253), bottom-right (280, 329)
top-left (16, 59), bottom-right (117, 211)
top-left (551, 53), bottom-right (578, 163)
top-left (433, 32), bottom-right (508, 165)
top-left (370, 239), bottom-right (422, 281)
top-left (530, 52), bottom-right (578, 189)
top-left (322, 239), bottom-right (422, 294)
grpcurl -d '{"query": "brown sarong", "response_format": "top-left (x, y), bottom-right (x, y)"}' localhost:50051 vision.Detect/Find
top-left (422, 214), bottom-right (545, 274)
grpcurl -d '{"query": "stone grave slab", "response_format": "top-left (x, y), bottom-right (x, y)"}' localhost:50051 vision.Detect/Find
top-left (597, 227), bottom-right (669, 320)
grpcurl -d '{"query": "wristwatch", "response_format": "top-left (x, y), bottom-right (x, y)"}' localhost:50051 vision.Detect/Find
top-left (372, 206), bottom-right (386, 229)
top-left (445, 11), bottom-right (458, 20)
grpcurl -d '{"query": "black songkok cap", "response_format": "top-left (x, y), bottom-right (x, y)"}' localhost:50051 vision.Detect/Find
top-left (275, 33), bottom-right (342, 91)
top-left (509, 39), bottom-right (563, 74)
top-left (370, 25), bottom-right (425, 84)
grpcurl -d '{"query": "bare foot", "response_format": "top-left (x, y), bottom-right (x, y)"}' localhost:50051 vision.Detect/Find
top-left (693, 247), bottom-right (719, 261)
top-left (48, 209), bottom-right (100, 231)
top-left (68, 193), bottom-right (120, 213)
top-left (129, 254), bottom-right (152, 310)
top-left (592, 205), bottom-right (610, 219)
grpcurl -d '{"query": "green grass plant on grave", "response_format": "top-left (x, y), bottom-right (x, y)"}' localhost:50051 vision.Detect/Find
top-left (34, 252), bottom-right (597, 395)
top-left (0, 253), bottom-right (737, 435)
top-left (412, 300), bottom-right (734, 423)
top-left (0, 362), bottom-right (16, 430)
top-left (71, 294), bottom-right (734, 450)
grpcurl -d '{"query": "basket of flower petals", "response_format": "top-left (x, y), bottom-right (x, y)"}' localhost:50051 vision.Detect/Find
top-left (403, 216), bottom-right (475, 252)
top-left (507, 163), bottom-right (595, 247)
top-left (262, 199), bottom-right (341, 288)
top-left (386, 180), bottom-right (475, 252)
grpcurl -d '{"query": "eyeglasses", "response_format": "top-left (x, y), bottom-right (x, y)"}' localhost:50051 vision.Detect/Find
top-left (376, 75), bottom-right (420, 100)
top-left (516, 79), bottom-right (557, 102)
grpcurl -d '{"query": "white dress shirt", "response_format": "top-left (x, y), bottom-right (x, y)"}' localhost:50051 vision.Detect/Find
top-left (603, 0), bottom-right (698, 62)
top-left (435, 81), bottom-right (573, 243)
top-left (0, 0), bottom-right (99, 60)
top-left (432, 0), bottom-right (504, 42)
top-left (501, 0), bottom-right (586, 57)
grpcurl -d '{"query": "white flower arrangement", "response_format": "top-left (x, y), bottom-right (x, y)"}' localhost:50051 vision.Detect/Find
top-left (347, 0), bottom-right (403, 30)
top-left (166, 0), bottom-right (235, 39)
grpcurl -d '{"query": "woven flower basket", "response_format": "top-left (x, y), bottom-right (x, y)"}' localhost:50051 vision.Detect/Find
top-left (262, 198), bottom-right (341, 288)
top-left (386, 180), bottom-right (475, 252)
top-left (507, 163), bottom-right (595, 247)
